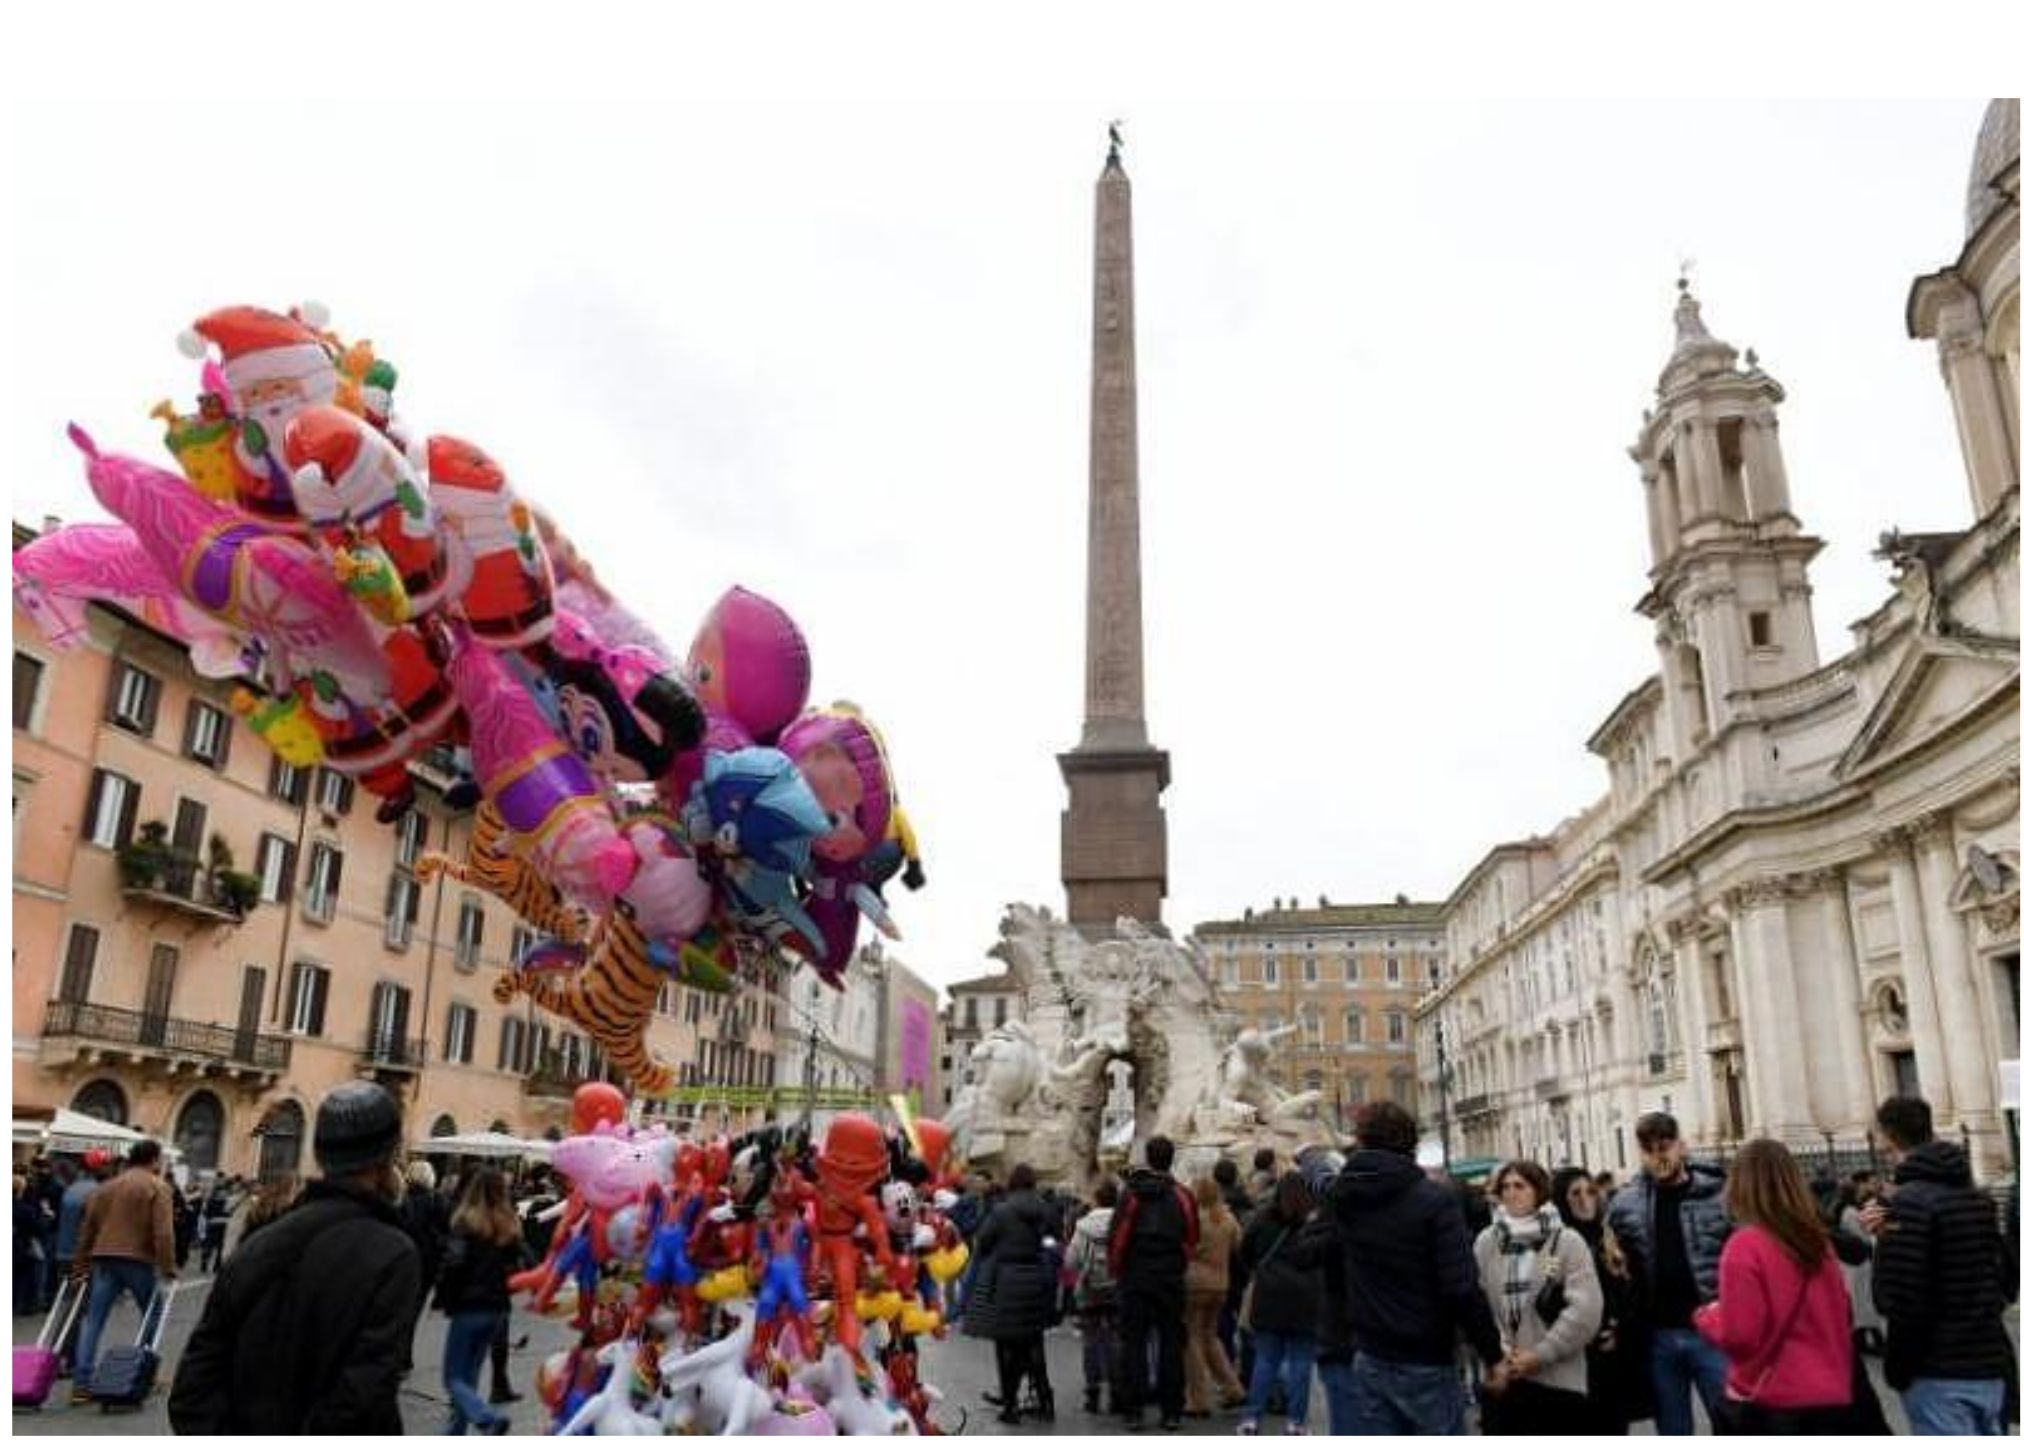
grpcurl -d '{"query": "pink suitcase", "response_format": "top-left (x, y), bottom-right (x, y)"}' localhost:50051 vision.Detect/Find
top-left (13, 1275), bottom-right (83, 1409)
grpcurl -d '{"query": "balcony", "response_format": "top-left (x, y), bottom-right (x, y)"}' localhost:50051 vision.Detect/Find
top-left (1455, 1092), bottom-right (1495, 1118)
top-left (41, 999), bottom-right (290, 1082)
top-left (1647, 1050), bottom-right (1682, 1079)
top-left (360, 1032), bottom-right (427, 1075)
top-left (119, 853), bottom-right (248, 927)
top-left (1535, 1076), bottom-right (1566, 1101)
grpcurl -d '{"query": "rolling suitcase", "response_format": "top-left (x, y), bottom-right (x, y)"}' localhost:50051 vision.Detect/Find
top-left (12, 1275), bottom-right (84, 1409)
top-left (91, 1280), bottom-right (176, 1412)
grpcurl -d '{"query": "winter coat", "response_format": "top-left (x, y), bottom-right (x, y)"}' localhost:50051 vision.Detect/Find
top-left (77, 1166), bottom-right (176, 1274)
top-left (1240, 1209), bottom-right (1323, 1339)
top-left (400, 1187), bottom-right (452, 1294)
top-left (1604, 1162), bottom-right (1731, 1305)
top-left (433, 1224), bottom-right (525, 1315)
top-left (168, 1179), bottom-right (422, 1436)
top-left (1472, 1211), bottom-right (1605, 1396)
top-left (1285, 1212), bottom-right (1354, 1361)
top-left (1186, 1207), bottom-right (1241, 1297)
top-left (1694, 1225), bottom-right (1854, 1410)
top-left (55, 1178), bottom-right (97, 1261)
top-left (1325, 1148), bottom-right (1502, 1368)
top-left (962, 1188), bottom-right (1058, 1341)
top-left (1109, 1168), bottom-right (1199, 1292)
top-left (1873, 1140), bottom-right (2017, 1389)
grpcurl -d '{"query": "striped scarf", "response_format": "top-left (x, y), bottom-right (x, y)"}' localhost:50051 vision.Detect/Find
top-left (1492, 1204), bottom-right (1563, 1335)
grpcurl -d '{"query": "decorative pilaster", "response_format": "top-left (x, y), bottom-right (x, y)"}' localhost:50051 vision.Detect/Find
top-left (1726, 878), bottom-right (1815, 1137)
top-left (1808, 865), bottom-right (1878, 1131)
top-left (1875, 824), bottom-right (1954, 1112)
top-left (1910, 812), bottom-right (2000, 1137)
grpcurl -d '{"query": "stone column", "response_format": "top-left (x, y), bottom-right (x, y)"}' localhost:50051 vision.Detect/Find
top-left (1813, 867), bottom-right (1876, 1131)
top-left (1668, 920), bottom-right (1719, 1136)
top-left (1643, 468), bottom-right (1673, 564)
top-left (1740, 413), bottom-right (1794, 521)
top-left (1935, 309), bottom-right (2020, 521)
top-left (1732, 881), bottom-right (1815, 1137)
top-left (1912, 813), bottom-right (1999, 1138)
top-left (1686, 418), bottom-right (1726, 521)
top-left (1878, 827), bottom-right (1953, 1114)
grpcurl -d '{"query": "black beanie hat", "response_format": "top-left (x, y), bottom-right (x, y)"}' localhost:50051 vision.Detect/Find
top-left (314, 1082), bottom-right (404, 1176)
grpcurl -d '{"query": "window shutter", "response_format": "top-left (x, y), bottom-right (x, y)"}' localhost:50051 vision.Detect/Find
top-left (140, 675), bottom-right (159, 735)
top-left (115, 777), bottom-right (139, 849)
top-left (181, 701), bottom-right (199, 757)
top-left (82, 770), bottom-right (105, 842)
top-left (311, 968), bottom-right (328, 1035)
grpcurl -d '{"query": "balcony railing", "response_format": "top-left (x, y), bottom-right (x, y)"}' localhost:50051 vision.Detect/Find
top-left (361, 1033), bottom-right (427, 1072)
top-left (1535, 1076), bottom-right (1565, 1100)
top-left (120, 855), bottom-right (246, 925)
top-left (42, 999), bottom-right (291, 1072)
top-left (1455, 1092), bottom-right (1495, 1118)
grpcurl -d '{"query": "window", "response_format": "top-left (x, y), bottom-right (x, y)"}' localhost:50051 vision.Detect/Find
top-left (456, 897), bottom-right (485, 969)
top-left (963, 998), bottom-right (978, 1029)
top-left (657, 981), bottom-right (676, 1017)
top-left (287, 962), bottom-right (330, 1036)
top-left (1348, 1074), bottom-right (1369, 1105)
top-left (83, 769), bottom-right (139, 849)
top-left (445, 1003), bottom-right (477, 1066)
top-left (1300, 1005), bottom-right (1321, 1046)
top-left (1386, 956), bottom-right (1401, 984)
top-left (395, 811), bottom-right (428, 869)
top-left (58, 924), bottom-right (100, 1003)
top-left (255, 833), bottom-right (296, 904)
top-left (509, 924), bottom-right (537, 968)
top-left (14, 652), bottom-right (45, 732)
top-left (1385, 1010), bottom-right (1407, 1044)
top-left (1264, 957), bottom-right (1279, 987)
top-left (106, 663), bottom-right (160, 736)
top-left (499, 1016), bottom-right (530, 1073)
top-left (1346, 955), bottom-right (1360, 984)
top-left (303, 842), bottom-right (343, 922)
top-left (1303, 956), bottom-right (1318, 985)
top-left (170, 798), bottom-right (207, 862)
top-left (1748, 611), bottom-right (1774, 648)
top-left (1344, 1007), bottom-right (1364, 1044)
top-left (269, 757), bottom-right (308, 806)
top-left (184, 700), bottom-right (231, 769)
top-left (315, 768), bottom-right (354, 817)
top-left (384, 871), bottom-right (421, 949)
top-left (992, 997), bottom-right (1007, 1028)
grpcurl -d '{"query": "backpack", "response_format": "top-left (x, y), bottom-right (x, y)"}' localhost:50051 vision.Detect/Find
top-left (1072, 1218), bottom-right (1117, 1310)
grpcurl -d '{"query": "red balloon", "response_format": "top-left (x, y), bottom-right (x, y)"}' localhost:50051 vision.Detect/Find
top-left (571, 1082), bottom-right (626, 1135)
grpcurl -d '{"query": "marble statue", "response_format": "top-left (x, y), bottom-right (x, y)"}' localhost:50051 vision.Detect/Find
top-left (948, 904), bottom-right (1340, 1188)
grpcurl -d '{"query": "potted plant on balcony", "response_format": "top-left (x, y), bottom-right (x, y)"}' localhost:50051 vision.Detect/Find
top-left (117, 820), bottom-right (172, 890)
top-left (206, 833), bottom-right (262, 918)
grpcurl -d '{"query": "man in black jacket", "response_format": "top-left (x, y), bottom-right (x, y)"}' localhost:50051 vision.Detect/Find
top-left (1864, 1095), bottom-right (2015, 1435)
top-left (169, 1083), bottom-right (422, 1435)
top-left (1603, 1110), bottom-right (1731, 1436)
top-left (1109, 1135), bottom-right (1199, 1432)
top-left (1326, 1102), bottom-right (1503, 1434)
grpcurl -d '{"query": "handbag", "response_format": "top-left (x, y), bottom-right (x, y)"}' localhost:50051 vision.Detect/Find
top-left (1238, 1223), bottom-right (1291, 1332)
top-left (1712, 1260), bottom-right (1818, 1433)
top-left (1533, 1228), bottom-right (1568, 1326)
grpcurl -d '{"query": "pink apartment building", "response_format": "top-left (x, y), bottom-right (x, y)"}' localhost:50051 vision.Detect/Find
top-left (12, 523), bottom-right (786, 1176)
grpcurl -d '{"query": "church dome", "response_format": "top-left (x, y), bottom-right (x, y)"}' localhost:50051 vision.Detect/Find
top-left (1966, 98), bottom-right (2018, 237)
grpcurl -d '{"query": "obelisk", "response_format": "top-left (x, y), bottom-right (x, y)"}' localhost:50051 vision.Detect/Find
top-left (1059, 126), bottom-right (1171, 937)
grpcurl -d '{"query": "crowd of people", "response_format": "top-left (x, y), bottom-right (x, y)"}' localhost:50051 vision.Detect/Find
top-left (13, 1094), bottom-right (568, 1432)
top-left (958, 1097), bottom-right (2020, 1436)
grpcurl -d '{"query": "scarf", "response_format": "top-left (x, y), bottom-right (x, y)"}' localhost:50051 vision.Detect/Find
top-left (1492, 1203), bottom-right (1563, 1334)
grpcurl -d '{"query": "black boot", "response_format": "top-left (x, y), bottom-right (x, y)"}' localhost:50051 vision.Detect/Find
top-left (1085, 1385), bottom-right (1102, 1414)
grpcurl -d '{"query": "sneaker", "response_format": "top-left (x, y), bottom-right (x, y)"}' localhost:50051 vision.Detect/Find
top-left (1285, 1425), bottom-right (1308, 1436)
top-left (1161, 1415), bottom-right (1183, 1432)
top-left (1237, 1421), bottom-right (1260, 1436)
top-left (480, 1417), bottom-right (512, 1436)
top-left (69, 1387), bottom-right (93, 1407)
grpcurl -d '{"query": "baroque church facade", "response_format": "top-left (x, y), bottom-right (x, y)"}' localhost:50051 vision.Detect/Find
top-left (1418, 100), bottom-right (2020, 1180)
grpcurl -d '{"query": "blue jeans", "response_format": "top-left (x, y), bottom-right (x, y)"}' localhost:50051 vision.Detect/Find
top-left (1347, 1351), bottom-right (1466, 1435)
top-left (1080, 1306), bottom-right (1117, 1395)
top-left (1317, 1357), bottom-right (1357, 1435)
top-left (74, 1259), bottom-right (161, 1392)
top-left (1246, 1330), bottom-right (1316, 1426)
top-left (443, 1309), bottom-right (508, 1433)
top-left (1649, 1325), bottom-right (1729, 1436)
top-left (1903, 1376), bottom-right (2007, 1436)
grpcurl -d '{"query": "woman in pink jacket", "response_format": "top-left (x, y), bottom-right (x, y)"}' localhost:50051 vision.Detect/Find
top-left (1692, 1139), bottom-right (1855, 1434)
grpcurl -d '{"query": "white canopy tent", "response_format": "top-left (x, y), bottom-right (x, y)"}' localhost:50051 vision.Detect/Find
top-left (12, 1108), bottom-right (182, 1161)
top-left (413, 1130), bottom-right (552, 1162)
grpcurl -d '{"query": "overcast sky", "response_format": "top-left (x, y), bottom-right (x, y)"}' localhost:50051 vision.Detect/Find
top-left (1, 85), bottom-right (2002, 991)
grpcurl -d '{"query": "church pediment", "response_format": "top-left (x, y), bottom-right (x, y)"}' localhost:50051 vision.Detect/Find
top-left (1833, 634), bottom-right (2019, 779)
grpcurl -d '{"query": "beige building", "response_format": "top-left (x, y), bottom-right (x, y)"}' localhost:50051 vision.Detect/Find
top-left (938, 968), bottom-right (1024, 1116)
top-left (777, 940), bottom-right (943, 1131)
top-left (12, 554), bottom-right (788, 1176)
top-left (1418, 100), bottom-right (2020, 1179)
top-left (1194, 899), bottom-right (1442, 1132)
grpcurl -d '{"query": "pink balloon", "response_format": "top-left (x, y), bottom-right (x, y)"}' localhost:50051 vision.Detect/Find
top-left (686, 586), bottom-right (810, 745)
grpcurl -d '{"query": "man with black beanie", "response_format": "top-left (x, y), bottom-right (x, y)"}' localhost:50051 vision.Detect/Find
top-left (170, 1083), bottom-right (423, 1434)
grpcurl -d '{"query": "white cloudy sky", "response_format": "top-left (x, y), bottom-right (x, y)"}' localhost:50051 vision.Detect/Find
top-left (3, 12), bottom-right (2014, 992)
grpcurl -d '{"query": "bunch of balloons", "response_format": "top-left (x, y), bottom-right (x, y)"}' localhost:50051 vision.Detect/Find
top-left (12, 303), bottom-right (925, 1094)
top-left (521, 1086), bottom-right (970, 1435)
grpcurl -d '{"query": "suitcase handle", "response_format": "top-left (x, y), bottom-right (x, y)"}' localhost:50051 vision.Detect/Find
top-left (134, 1279), bottom-right (178, 1353)
top-left (35, 1274), bottom-right (85, 1351)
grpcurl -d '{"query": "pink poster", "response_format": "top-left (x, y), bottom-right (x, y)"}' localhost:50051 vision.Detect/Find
top-left (900, 999), bottom-right (932, 1088)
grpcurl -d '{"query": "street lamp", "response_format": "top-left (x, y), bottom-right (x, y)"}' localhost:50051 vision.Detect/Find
top-left (1435, 1015), bottom-right (1455, 1168)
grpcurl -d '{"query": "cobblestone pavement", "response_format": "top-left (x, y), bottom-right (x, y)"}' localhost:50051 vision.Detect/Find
top-left (14, 1284), bottom-right (1928, 1436)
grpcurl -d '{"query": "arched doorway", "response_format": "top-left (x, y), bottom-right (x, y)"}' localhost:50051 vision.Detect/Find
top-left (174, 1091), bottom-right (226, 1173)
top-left (430, 1114), bottom-right (458, 1139)
top-left (256, 1100), bottom-right (305, 1181)
top-left (487, 1119), bottom-right (511, 1135)
top-left (72, 1079), bottom-right (129, 1126)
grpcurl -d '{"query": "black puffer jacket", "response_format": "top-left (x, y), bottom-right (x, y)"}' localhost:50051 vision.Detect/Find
top-left (962, 1188), bottom-right (1058, 1341)
top-left (168, 1180), bottom-right (421, 1436)
top-left (1240, 1209), bottom-right (1321, 1339)
top-left (433, 1225), bottom-right (527, 1315)
top-left (1286, 1212), bottom-right (1355, 1362)
top-left (1874, 1141), bottom-right (2017, 1390)
top-left (1604, 1163), bottom-right (1731, 1304)
top-left (1326, 1148), bottom-right (1502, 1367)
